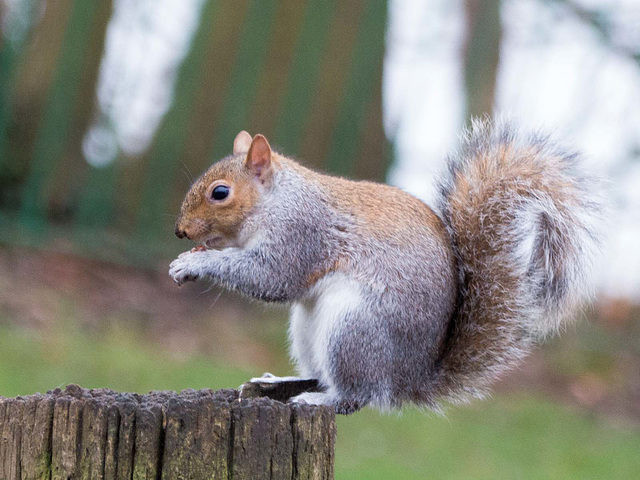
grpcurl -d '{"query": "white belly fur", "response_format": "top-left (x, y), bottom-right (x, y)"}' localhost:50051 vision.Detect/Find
top-left (289, 274), bottom-right (363, 387)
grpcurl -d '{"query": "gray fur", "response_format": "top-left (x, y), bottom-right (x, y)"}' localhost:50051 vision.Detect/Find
top-left (169, 119), bottom-right (605, 413)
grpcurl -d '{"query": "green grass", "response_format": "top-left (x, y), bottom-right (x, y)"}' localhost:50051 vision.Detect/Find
top-left (1, 324), bottom-right (639, 479)
top-left (0, 324), bottom-right (250, 396)
top-left (336, 400), bottom-right (640, 479)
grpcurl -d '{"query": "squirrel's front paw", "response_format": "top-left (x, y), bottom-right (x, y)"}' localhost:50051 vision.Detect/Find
top-left (169, 253), bottom-right (205, 286)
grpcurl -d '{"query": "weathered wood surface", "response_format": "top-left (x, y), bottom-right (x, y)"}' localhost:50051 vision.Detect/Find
top-left (0, 385), bottom-right (335, 480)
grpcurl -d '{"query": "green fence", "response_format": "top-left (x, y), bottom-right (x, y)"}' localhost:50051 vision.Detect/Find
top-left (0, 0), bottom-right (390, 266)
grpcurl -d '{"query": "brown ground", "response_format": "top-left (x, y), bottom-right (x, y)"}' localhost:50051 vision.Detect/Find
top-left (1, 246), bottom-right (638, 425)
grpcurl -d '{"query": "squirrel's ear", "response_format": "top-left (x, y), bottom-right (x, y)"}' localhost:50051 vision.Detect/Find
top-left (233, 130), bottom-right (252, 154)
top-left (245, 134), bottom-right (272, 183)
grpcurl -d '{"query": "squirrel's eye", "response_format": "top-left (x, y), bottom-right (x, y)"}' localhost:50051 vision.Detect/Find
top-left (211, 185), bottom-right (230, 201)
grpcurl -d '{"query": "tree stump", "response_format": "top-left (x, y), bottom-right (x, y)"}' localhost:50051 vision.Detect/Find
top-left (0, 385), bottom-right (335, 480)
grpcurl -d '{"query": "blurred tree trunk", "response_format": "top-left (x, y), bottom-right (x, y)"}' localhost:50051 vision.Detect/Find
top-left (272, 0), bottom-right (336, 157)
top-left (354, 67), bottom-right (390, 182)
top-left (325, 0), bottom-right (388, 178)
top-left (247, 0), bottom-right (308, 141)
top-left (18, 0), bottom-right (104, 230)
top-left (299, 0), bottom-right (365, 170)
top-left (208, 0), bottom-right (278, 162)
top-left (50, 0), bottom-right (115, 227)
top-left (0, 0), bottom-right (53, 202)
top-left (463, 0), bottom-right (502, 123)
top-left (178, 0), bottom-right (250, 179)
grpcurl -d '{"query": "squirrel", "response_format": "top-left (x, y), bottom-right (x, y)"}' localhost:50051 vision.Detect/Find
top-left (169, 120), bottom-right (605, 414)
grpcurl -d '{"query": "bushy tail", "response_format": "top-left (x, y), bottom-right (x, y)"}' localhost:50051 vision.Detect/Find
top-left (433, 119), bottom-right (606, 404)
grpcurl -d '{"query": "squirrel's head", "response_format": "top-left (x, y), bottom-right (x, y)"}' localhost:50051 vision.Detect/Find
top-left (174, 131), bottom-right (278, 249)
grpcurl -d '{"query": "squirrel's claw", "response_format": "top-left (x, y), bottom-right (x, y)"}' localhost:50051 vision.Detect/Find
top-left (169, 254), bottom-right (201, 286)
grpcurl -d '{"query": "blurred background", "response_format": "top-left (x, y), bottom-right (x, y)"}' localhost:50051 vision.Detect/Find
top-left (1, 0), bottom-right (639, 478)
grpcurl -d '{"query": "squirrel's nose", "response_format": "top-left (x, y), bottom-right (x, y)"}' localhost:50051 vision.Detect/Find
top-left (175, 227), bottom-right (188, 239)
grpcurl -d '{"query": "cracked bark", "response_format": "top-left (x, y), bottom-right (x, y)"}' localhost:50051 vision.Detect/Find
top-left (0, 385), bottom-right (335, 480)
